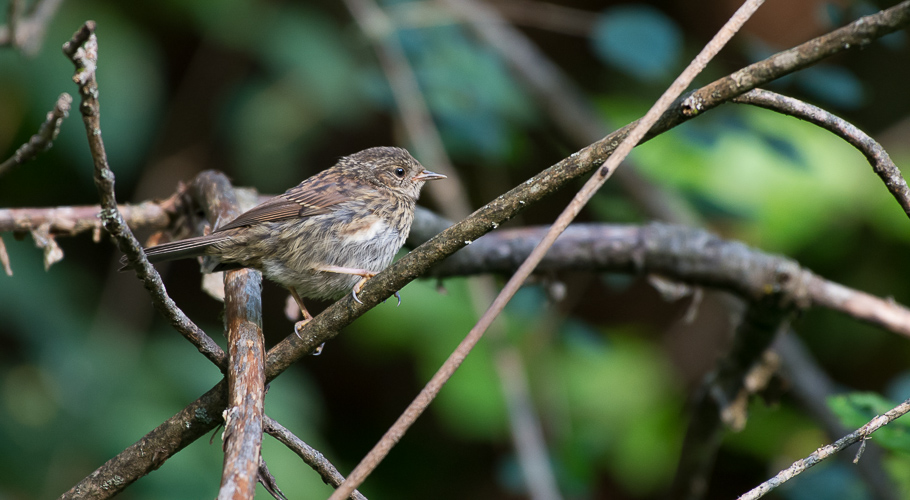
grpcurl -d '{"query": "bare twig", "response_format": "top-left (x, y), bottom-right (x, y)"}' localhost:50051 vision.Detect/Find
top-left (0, 93), bottom-right (72, 177)
top-left (263, 416), bottom-right (369, 500)
top-left (257, 456), bottom-right (288, 500)
top-left (0, 202), bottom-right (168, 236)
top-left (776, 334), bottom-right (900, 500)
top-left (738, 397), bottom-right (910, 500)
top-left (62, 21), bottom-right (227, 370)
top-left (0, 235), bottom-right (12, 276)
top-left (328, 2), bottom-right (766, 498)
top-left (733, 88), bottom-right (910, 220)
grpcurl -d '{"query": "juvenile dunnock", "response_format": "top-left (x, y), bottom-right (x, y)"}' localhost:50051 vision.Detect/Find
top-left (124, 146), bottom-right (445, 330)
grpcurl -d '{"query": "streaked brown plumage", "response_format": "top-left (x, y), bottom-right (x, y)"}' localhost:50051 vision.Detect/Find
top-left (124, 146), bottom-right (445, 327)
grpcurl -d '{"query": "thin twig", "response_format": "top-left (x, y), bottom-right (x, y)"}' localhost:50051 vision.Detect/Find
top-left (0, 235), bottom-right (12, 276)
top-left (776, 334), bottom-right (900, 500)
top-left (263, 416), bottom-right (369, 500)
top-left (0, 93), bottom-right (72, 177)
top-left (738, 397), bottom-right (910, 500)
top-left (62, 21), bottom-right (227, 370)
top-left (257, 456), bottom-right (288, 500)
top-left (733, 88), bottom-right (910, 220)
top-left (327, 1), bottom-right (766, 498)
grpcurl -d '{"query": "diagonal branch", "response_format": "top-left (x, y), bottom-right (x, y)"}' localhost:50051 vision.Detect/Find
top-left (681, 1), bottom-right (910, 117)
top-left (62, 21), bottom-right (227, 370)
top-left (738, 397), bottom-right (910, 500)
top-left (346, 1), bottom-right (561, 497)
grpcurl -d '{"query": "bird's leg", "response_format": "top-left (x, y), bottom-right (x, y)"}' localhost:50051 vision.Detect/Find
top-left (289, 287), bottom-right (314, 337)
top-left (289, 288), bottom-right (325, 354)
top-left (316, 265), bottom-right (378, 304)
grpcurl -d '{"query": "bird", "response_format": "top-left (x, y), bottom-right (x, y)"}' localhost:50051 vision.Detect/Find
top-left (123, 146), bottom-right (445, 335)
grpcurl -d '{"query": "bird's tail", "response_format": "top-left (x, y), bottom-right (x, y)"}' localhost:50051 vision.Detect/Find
top-left (119, 234), bottom-right (230, 271)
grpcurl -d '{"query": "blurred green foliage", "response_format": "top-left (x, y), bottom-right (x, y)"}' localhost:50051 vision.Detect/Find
top-left (2, 1), bottom-right (910, 499)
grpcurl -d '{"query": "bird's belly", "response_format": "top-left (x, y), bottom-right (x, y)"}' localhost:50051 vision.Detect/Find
top-left (259, 218), bottom-right (405, 300)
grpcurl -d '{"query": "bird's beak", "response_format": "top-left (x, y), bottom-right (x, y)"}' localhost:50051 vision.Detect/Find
top-left (412, 169), bottom-right (447, 182)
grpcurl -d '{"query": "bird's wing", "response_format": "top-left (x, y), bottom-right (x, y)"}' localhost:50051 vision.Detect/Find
top-left (215, 179), bottom-right (351, 232)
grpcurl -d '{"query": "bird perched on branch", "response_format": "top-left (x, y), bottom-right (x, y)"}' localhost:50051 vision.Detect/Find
top-left (122, 146), bottom-right (445, 337)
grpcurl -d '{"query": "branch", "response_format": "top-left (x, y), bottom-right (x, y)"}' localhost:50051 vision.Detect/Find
top-left (188, 172), bottom-right (266, 500)
top-left (776, 334), bottom-right (900, 500)
top-left (263, 416), bottom-right (368, 500)
top-left (738, 397), bottom-right (910, 500)
top-left (62, 21), bottom-right (227, 370)
top-left (0, 201), bottom-right (170, 237)
top-left (0, 93), bottom-right (72, 177)
top-left (427, 223), bottom-right (910, 338)
top-left (733, 89), bottom-right (910, 220)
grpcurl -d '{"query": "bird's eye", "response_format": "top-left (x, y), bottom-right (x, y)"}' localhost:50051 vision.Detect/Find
top-left (394, 167), bottom-right (406, 178)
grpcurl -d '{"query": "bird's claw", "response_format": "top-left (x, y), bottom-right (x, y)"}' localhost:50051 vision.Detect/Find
top-left (312, 342), bottom-right (325, 356)
top-left (394, 291), bottom-right (401, 307)
top-left (351, 276), bottom-right (369, 304)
